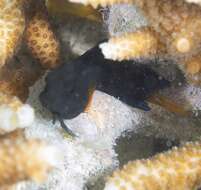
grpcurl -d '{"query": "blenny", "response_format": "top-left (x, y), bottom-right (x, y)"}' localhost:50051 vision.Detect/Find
top-left (40, 43), bottom-right (170, 135)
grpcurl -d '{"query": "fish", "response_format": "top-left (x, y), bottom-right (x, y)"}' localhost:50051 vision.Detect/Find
top-left (40, 43), bottom-right (170, 136)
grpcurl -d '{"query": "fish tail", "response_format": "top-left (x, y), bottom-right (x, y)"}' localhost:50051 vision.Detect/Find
top-left (148, 94), bottom-right (191, 116)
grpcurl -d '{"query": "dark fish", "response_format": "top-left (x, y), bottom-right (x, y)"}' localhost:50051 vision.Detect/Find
top-left (40, 43), bottom-right (170, 135)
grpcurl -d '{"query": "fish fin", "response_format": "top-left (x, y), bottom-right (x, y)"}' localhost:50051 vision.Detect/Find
top-left (133, 101), bottom-right (151, 111)
top-left (47, 0), bottom-right (102, 22)
top-left (57, 117), bottom-right (77, 137)
top-left (84, 85), bottom-right (96, 113)
top-left (148, 94), bottom-right (190, 116)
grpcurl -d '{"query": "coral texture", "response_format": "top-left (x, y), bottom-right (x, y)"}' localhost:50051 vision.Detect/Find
top-left (26, 12), bottom-right (61, 69)
top-left (0, 0), bottom-right (25, 67)
top-left (104, 141), bottom-right (201, 190)
top-left (0, 129), bottom-right (58, 187)
top-left (99, 0), bottom-right (201, 59)
top-left (100, 28), bottom-right (162, 61)
top-left (0, 93), bottom-right (34, 133)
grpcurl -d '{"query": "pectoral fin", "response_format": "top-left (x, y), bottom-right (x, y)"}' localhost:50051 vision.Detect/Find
top-left (133, 101), bottom-right (151, 111)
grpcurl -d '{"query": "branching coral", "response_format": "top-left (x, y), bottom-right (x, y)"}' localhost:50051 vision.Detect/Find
top-left (0, 0), bottom-right (26, 67)
top-left (101, 0), bottom-right (201, 59)
top-left (26, 11), bottom-right (61, 69)
top-left (0, 129), bottom-right (59, 187)
top-left (0, 93), bottom-right (34, 133)
top-left (104, 141), bottom-right (201, 190)
top-left (100, 28), bottom-right (162, 61)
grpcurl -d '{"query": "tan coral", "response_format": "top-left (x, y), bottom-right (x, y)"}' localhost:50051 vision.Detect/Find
top-left (104, 141), bottom-right (201, 190)
top-left (0, 0), bottom-right (25, 67)
top-left (26, 12), bottom-right (61, 69)
top-left (100, 28), bottom-right (162, 61)
top-left (0, 93), bottom-right (35, 133)
top-left (134, 0), bottom-right (201, 59)
top-left (0, 129), bottom-right (59, 186)
top-left (99, 0), bottom-right (201, 60)
top-left (183, 54), bottom-right (201, 75)
top-left (177, 54), bottom-right (201, 85)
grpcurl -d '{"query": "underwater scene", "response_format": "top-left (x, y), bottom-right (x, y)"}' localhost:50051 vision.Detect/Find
top-left (2, 0), bottom-right (201, 189)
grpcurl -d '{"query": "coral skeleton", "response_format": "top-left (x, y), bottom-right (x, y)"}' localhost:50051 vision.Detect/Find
top-left (104, 141), bottom-right (201, 190)
top-left (0, 129), bottom-right (59, 187)
top-left (26, 11), bottom-right (61, 69)
top-left (0, 0), bottom-right (25, 67)
top-left (0, 93), bottom-right (34, 133)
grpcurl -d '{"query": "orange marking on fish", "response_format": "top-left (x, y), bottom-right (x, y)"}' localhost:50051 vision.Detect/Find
top-left (84, 85), bottom-right (96, 113)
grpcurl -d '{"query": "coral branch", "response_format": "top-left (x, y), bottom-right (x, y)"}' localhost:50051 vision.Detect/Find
top-left (0, 129), bottom-right (59, 186)
top-left (26, 12), bottom-right (61, 69)
top-left (104, 141), bottom-right (201, 190)
top-left (0, 93), bottom-right (34, 133)
top-left (99, 28), bottom-right (161, 61)
top-left (0, 0), bottom-right (25, 67)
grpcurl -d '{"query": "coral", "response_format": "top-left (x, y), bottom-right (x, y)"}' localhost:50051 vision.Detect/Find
top-left (100, 28), bottom-right (162, 61)
top-left (0, 93), bottom-right (34, 133)
top-left (104, 141), bottom-right (201, 190)
top-left (100, 0), bottom-right (201, 59)
top-left (0, 0), bottom-right (25, 67)
top-left (0, 129), bottom-right (59, 187)
top-left (26, 11), bottom-right (61, 69)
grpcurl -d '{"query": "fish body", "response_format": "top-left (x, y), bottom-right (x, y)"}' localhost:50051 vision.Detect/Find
top-left (40, 43), bottom-right (169, 121)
